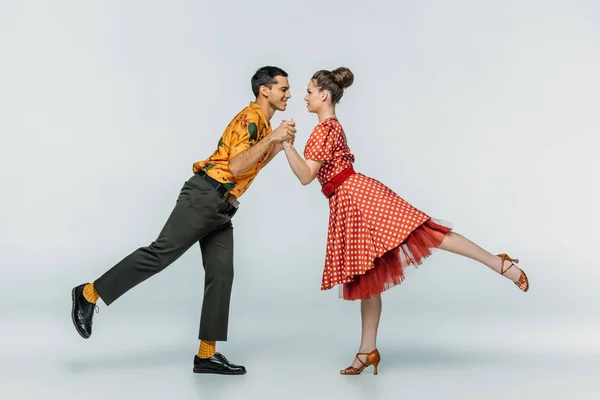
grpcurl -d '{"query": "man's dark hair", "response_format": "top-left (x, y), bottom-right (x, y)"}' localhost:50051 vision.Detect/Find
top-left (251, 66), bottom-right (288, 97)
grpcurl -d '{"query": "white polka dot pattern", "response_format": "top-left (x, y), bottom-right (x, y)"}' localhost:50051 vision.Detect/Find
top-left (304, 118), bottom-right (431, 291)
top-left (304, 117), bottom-right (355, 186)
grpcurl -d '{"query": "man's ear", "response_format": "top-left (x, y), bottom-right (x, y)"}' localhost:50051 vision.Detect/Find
top-left (259, 85), bottom-right (269, 98)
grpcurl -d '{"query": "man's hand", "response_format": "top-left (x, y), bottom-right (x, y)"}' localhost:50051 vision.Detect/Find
top-left (271, 119), bottom-right (296, 143)
top-left (277, 118), bottom-right (296, 151)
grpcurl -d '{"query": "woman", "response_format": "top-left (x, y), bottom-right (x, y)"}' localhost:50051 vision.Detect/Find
top-left (280, 67), bottom-right (529, 375)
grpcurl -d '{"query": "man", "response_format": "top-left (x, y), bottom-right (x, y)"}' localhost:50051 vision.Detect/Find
top-left (71, 66), bottom-right (295, 375)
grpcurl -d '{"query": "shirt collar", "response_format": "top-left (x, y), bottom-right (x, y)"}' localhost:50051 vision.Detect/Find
top-left (249, 101), bottom-right (271, 129)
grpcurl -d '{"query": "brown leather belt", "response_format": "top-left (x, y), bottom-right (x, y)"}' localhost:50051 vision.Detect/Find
top-left (197, 171), bottom-right (239, 208)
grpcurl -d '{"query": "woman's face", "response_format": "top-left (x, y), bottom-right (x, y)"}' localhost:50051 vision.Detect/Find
top-left (304, 80), bottom-right (326, 113)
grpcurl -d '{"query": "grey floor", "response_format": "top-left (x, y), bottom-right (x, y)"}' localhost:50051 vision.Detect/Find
top-left (3, 303), bottom-right (599, 400)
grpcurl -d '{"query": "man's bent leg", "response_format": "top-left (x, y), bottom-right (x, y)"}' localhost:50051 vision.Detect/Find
top-left (72, 179), bottom-right (227, 339)
top-left (94, 191), bottom-right (206, 305)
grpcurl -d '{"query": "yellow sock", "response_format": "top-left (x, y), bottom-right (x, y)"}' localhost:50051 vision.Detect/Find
top-left (83, 283), bottom-right (99, 304)
top-left (198, 340), bottom-right (216, 358)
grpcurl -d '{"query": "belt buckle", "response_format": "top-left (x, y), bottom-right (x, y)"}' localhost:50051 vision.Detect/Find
top-left (224, 192), bottom-right (239, 208)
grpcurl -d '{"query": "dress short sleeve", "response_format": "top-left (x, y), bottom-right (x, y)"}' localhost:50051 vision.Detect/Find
top-left (304, 121), bottom-right (335, 161)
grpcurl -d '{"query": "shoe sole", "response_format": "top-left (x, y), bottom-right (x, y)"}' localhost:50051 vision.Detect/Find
top-left (192, 368), bottom-right (246, 375)
top-left (71, 287), bottom-right (90, 339)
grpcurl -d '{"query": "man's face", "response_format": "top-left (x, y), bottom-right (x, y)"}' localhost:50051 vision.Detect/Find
top-left (265, 76), bottom-right (291, 111)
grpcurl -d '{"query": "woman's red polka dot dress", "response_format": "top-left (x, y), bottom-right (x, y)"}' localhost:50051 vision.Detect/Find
top-left (304, 117), bottom-right (452, 300)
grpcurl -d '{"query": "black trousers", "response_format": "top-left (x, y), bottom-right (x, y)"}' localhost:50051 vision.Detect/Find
top-left (94, 173), bottom-right (238, 341)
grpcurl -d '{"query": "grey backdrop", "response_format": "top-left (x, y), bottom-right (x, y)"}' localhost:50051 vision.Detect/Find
top-left (1, 0), bottom-right (599, 399)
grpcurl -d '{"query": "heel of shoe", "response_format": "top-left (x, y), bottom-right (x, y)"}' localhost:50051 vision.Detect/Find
top-left (496, 253), bottom-right (528, 292)
top-left (368, 350), bottom-right (381, 375)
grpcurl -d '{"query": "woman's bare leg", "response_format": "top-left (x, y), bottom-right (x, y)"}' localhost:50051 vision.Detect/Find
top-left (438, 231), bottom-right (527, 290)
top-left (344, 294), bottom-right (382, 371)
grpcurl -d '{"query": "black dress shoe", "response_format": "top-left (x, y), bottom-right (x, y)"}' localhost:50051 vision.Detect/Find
top-left (193, 353), bottom-right (246, 375)
top-left (71, 283), bottom-right (98, 339)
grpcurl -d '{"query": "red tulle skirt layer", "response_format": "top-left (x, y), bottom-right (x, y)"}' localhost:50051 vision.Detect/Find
top-left (341, 218), bottom-right (452, 300)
